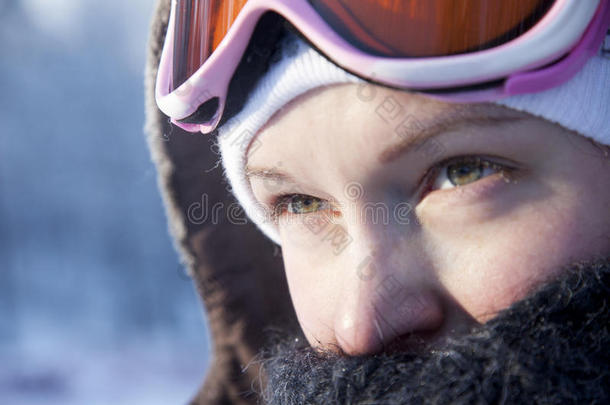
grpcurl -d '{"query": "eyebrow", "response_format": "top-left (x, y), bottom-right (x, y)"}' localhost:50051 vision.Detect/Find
top-left (246, 167), bottom-right (297, 184)
top-left (378, 109), bottom-right (525, 163)
top-left (245, 106), bottom-right (527, 181)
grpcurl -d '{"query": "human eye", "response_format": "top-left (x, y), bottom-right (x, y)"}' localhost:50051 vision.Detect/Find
top-left (421, 156), bottom-right (518, 195)
top-left (271, 193), bottom-right (331, 217)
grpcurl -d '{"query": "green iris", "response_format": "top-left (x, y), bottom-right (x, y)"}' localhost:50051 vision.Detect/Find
top-left (447, 160), bottom-right (485, 186)
top-left (287, 194), bottom-right (324, 214)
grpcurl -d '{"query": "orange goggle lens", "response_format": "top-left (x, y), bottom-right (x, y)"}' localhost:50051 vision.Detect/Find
top-left (170, 0), bottom-right (556, 91)
top-left (309, 0), bottom-right (556, 57)
top-left (172, 0), bottom-right (247, 91)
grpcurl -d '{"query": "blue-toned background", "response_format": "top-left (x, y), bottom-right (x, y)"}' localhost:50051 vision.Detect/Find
top-left (0, 1), bottom-right (209, 403)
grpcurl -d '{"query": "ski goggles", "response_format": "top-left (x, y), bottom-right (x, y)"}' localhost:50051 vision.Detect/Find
top-left (156, 0), bottom-right (610, 134)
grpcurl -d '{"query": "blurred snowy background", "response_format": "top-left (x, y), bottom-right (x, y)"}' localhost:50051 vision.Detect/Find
top-left (0, 1), bottom-right (210, 403)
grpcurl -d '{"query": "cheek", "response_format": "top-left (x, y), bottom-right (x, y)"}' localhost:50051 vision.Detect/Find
top-left (419, 183), bottom-right (610, 322)
top-left (279, 235), bottom-right (340, 347)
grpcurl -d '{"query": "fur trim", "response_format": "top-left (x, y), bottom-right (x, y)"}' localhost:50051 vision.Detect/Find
top-left (262, 260), bottom-right (610, 404)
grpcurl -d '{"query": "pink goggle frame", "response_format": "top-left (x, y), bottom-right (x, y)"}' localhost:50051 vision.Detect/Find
top-left (156, 0), bottom-right (610, 134)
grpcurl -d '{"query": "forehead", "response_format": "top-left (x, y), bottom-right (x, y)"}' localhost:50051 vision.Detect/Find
top-left (246, 83), bottom-right (525, 169)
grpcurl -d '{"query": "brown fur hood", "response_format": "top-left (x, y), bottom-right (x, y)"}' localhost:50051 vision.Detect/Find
top-left (144, 1), bottom-right (298, 403)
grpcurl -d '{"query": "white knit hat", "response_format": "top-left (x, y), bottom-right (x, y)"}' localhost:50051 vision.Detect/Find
top-left (218, 31), bottom-right (610, 245)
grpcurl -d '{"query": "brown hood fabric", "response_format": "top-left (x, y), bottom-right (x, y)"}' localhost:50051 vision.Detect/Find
top-left (144, 1), bottom-right (298, 404)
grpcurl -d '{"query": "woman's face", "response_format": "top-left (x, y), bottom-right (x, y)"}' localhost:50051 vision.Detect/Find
top-left (246, 83), bottom-right (610, 355)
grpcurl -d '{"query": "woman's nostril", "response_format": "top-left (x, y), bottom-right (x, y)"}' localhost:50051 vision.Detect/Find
top-left (333, 290), bottom-right (445, 356)
top-left (381, 330), bottom-right (440, 355)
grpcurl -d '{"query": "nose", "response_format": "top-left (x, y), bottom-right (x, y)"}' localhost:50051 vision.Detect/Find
top-left (332, 239), bottom-right (445, 356)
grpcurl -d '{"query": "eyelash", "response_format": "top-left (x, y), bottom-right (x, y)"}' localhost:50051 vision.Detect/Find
top-left (269, 193), bottom-right (335, 221)
top-left (268, 155), bottom-right (516, 219)
top-left (417, 155), bottom-right (516, 199)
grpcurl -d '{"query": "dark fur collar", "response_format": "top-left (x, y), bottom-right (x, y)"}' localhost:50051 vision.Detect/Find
top-left (263, 260), bottom-right (610, 404)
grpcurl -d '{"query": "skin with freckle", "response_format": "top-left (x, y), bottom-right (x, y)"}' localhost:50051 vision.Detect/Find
top-left (247, 83), bottom-right (610, 356)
